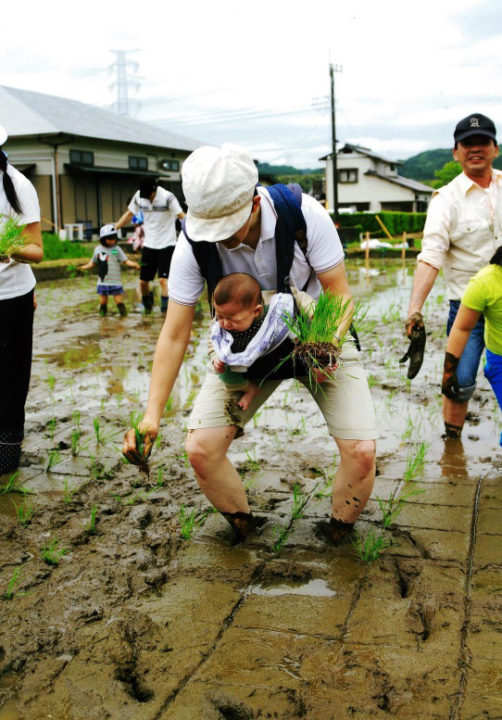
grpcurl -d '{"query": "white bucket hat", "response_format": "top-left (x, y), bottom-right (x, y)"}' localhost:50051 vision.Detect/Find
top-left (0, 125), bottom-right (8, 146)
top-left (182, 144), bottom-right (258, 242)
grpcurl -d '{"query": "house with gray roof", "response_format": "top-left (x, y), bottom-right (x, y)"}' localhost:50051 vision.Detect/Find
top-left (320, 143), bottom-right (433, 214)
top-left (0, 85), bottom-right (203, 236)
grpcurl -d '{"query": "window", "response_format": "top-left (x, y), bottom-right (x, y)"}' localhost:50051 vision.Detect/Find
top-left (69, 149), bottom-right (94, 166)
top-left (338, 168), bottom-right (358, 183)
top-left (159, 159), bottom-right (180, 172)
top-left (129, 155), bottom-right (148, 170)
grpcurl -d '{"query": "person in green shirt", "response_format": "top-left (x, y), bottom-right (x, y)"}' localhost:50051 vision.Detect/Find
top-left (442, 246), bottom-right (502, 446)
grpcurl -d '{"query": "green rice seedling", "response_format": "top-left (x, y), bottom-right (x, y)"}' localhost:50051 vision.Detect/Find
top-left (314, 479), bottom-right (332, 499)
top-left (46, 373), bottom-right (56, 393)
top-left (41, 538), bottom-right (68, 566)
top-left (179, 505), bottom-right (197, 540)
top-left (377, 484), bottom-right (425, 530)
top-left (155, 466), bottom-right (166, 488)
top-left (273, 523), bottom-right (291, 553)
top-left (12, 499), bottom-right (35, 526)
top-left (86, 504), bottom-right (98, 535)
top-left (0, 217), bottom-right (26, 258)
top-left (404, 443), bottom-right (429, 483)
top-left (242, 447), bottom-right (260, 473)
top-left (62, 478), bottom-right (75, 504)
top-left (280, 292), bottom-right (365, 385)
top-left (93, 417), bottom-right (104, 444)
top-left (4, 567), bottom-right (28, 600)
top-left (129, 411), bottom-right (149, 473)
top-left (46, 449), bottom-right (62, 472)
top-left (352, 528), bottom-right (389, 563)
top-left (46, 417), bottom-right (57, 439)
top-left (1, 471), bottom-right (33, 496)
top-left (292, 483), bottom-right (309, 519)
top-left (124, 492), bottom-right (146, 505)
top-left (89, 456), bottom-right (113, 482)
top-left (72, 409), bottom-right (81, 432)
top-left (70, 428), bottom-right (81, 456)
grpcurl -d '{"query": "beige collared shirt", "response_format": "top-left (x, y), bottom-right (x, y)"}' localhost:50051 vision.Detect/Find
top-left (418, 169), bottom-right (502, 299)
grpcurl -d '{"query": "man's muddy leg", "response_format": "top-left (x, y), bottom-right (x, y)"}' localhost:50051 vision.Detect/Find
top-left (329, 438), bottom-right (376, 543)
top-left (186, 426), bottom-right (258, 542)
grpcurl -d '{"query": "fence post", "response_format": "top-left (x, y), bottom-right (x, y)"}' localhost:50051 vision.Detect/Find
top-left (365, 231), bottom-right (370, 274)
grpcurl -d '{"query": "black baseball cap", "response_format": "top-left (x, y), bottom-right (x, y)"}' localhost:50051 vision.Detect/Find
top-left (454, 113), bottom-right (497, 143)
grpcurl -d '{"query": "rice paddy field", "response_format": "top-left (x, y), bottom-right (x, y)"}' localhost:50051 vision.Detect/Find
top-left (0, 259), bottom-right (500, 720)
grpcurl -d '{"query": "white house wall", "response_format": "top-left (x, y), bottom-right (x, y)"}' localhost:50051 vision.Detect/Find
top-left (325, 154), bottom-right (426, 212)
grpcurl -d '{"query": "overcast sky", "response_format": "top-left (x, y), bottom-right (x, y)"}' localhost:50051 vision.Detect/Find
top-left (2, 0), bottom-right (501, 167)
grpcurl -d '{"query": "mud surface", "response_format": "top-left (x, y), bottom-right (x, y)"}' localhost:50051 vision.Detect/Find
top-left (0, 261), bottom-right (501, 719)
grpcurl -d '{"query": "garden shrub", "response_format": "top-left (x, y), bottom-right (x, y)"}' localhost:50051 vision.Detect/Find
top-left (42, 233), bottom-right (95, 260)
top-left (336, 212), bottom-right (426, 238)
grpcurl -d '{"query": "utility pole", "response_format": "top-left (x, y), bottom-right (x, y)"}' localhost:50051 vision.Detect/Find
top-left (109, 50), bottom-right (141, 116)
top-left (329, 63), bottom-right (342, 223)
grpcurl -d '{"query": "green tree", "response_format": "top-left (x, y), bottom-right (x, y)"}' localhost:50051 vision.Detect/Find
top-left (432, 160), bottom-right (462, 189)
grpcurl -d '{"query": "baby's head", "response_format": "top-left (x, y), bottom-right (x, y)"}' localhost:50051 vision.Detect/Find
top-left (99, 224), bottom-right (118, 247)
top-left (213, 273), bottom-right (263, 332)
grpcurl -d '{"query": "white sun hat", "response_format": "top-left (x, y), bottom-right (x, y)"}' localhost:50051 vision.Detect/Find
top-left (0, 125), bottom-right (8, 146)
top-left (182, 144), bottom-right (258, 242)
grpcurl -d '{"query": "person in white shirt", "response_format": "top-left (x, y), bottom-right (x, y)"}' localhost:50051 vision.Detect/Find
top-left (123, 145), bottom-right (376, 546)
top-left (403, 113), bottom-right (502, 438)
top-left (115, 177), bottom-right (185, 313)
top-left (0, 124), bottom-right (43, 473)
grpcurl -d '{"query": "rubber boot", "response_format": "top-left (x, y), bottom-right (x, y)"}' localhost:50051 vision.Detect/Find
top-left (142, 292), bottom-right (154, 315)
top-left (160, 296), bottom-right (169, 314)
top-left (117, 302), bottom-right (127, 317)
top-left (99, 304), bottom-right (107, 316)
top-left (0, 430), bottom-right (23, 475)
top-left (222, 511), bottom-right (263, 545)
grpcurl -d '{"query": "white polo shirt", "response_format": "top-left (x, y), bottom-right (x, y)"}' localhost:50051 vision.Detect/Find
top-left (418, 170), bottom-right (502, 299)
top-left (0, 164), bottom-right (40, 301)
top-left (168, 187), bottom-right (344, 306)
top-left (128, 186), bottom-right (182, 250)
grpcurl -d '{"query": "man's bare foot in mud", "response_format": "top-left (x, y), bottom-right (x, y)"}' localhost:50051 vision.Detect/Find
top-left (222, 511), bottom-right (265, 545)
top-left (316, 517), bottom-right (355, 546)
top-left (238, 383), bottom-right (260, 411)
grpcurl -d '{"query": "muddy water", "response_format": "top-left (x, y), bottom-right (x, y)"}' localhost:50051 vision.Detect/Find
top-left (0, 262), bottom-right (500, 719)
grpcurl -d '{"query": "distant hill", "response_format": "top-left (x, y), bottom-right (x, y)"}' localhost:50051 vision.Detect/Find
top-left (400, 147), bottom-right (502, 182)
top-left (257, 163), bottom-right (323, 176)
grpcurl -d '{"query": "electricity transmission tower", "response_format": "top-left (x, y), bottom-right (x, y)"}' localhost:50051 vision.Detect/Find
top-left (108, 50), bottom-right (141, 116)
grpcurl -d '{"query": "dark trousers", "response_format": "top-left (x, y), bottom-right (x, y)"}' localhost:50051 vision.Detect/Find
top-left (0, 289), bottom-right (34, 435)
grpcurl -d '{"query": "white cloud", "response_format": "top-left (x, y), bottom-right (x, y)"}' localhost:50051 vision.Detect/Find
top-left (1, 0), bottom-right (501, 167)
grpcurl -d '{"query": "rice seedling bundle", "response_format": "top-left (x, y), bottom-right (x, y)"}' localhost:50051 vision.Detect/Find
top-left (0, 217), bottom-right (25, 258)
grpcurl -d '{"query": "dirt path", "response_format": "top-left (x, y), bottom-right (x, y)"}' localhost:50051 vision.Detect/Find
top-left (0, 261), bottom-right (500, 719)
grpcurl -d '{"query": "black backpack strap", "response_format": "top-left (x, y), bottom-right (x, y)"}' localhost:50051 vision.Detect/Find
top-left (182, 219), bottom-right (222, 315)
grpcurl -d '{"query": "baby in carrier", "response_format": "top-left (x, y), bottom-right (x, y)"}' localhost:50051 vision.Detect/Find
top-left (210, 272), bottom-right (314, 409)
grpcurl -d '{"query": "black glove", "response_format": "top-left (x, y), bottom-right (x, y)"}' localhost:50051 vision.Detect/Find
top-left (441, 352), bottom-right (460, 399)
top-left (399, 312), bottom-right (426, 379)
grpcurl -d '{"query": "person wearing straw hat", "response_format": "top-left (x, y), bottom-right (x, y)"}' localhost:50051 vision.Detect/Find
top-left (403, 113), bottom-right (502, 438)
top-left (123, 144), bottom-right (376, 545)
top-left (0, 124), bottom-right (43, 474)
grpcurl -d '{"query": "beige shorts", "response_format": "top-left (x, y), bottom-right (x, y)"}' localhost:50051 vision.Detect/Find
top-left (188, 339), bottom-right (377, 441)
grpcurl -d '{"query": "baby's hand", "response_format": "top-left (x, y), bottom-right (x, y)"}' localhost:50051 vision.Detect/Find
top-left (213, 358), bottom-right (225, 374)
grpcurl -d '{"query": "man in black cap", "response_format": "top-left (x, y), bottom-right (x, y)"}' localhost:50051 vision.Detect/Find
top-left (402, 113), bottom-right (502, 438)
top-left (115, 177), bottom-right (185, 314)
